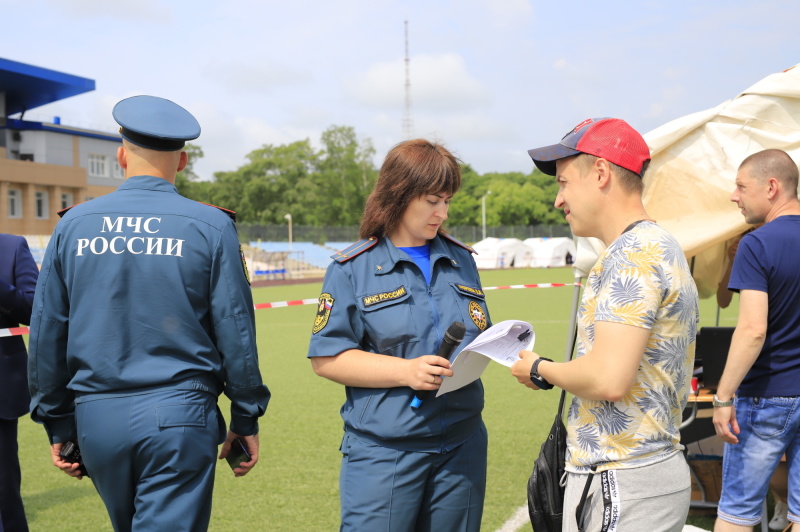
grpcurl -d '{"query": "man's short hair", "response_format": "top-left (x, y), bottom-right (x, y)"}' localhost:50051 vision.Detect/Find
top-left (574, 153), bottom-right (644, 194)
top-left (740, 149), bottom-right (799, 196)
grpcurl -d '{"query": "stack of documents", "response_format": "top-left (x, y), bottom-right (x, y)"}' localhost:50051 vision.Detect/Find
top-left (436, 320), bottom-right (534, 397)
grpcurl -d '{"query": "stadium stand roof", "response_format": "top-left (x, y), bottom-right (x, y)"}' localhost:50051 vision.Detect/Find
top-left (0, 57), bottom-right (95, 117)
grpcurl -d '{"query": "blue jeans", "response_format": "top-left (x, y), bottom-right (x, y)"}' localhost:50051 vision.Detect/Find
top-left (718, 396), bottom-right (800, 527)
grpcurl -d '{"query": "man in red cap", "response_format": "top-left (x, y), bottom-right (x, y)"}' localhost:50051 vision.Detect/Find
top-left (511, 118), bottom-right (700, 531)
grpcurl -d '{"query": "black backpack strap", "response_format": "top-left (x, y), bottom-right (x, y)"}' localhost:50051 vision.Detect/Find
top-left (575, 465), bottom-right (598, 532)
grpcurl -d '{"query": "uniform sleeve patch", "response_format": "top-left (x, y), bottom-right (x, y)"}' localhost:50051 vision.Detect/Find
top-left (312, 293), bottom-right (335, 334)
top-left (240, 245), bottom-right (251, 285)
top-left (362, 286), bottom-right (407, 307)
top-left (469, 301), bottom-right (488, 330)
top-left (455, 284), bottom-right (484, 297)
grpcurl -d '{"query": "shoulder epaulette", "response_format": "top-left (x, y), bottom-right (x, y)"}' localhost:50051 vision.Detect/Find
top-left (441, 233), bottom-right (475, 253)
top-left (332, 237), bottom-right (378, 263)
top-left (57, 201), bottom-right (87, 218)
top-left (198, 202), bottom-right (236, 221)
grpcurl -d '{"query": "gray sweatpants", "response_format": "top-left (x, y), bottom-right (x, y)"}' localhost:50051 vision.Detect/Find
top-left (562, 451), bottom-right (691, 532)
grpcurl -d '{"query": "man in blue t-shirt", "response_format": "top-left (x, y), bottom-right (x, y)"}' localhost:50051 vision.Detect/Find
top-left (713, 149), bottom-right (800, 531)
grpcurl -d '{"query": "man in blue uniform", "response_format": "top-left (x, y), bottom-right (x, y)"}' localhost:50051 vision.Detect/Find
top-left (28, 95), bottom-right (270, 532)
top-left (0, 233), bottom-right (39, 532)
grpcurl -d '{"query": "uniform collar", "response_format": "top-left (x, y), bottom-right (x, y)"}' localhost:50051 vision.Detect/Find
top-left (372, 235), bottom-right (462, 276)
top-left (118, 175), bottom-right (179, 194)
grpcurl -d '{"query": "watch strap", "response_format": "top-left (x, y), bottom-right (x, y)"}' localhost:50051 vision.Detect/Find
top-left (530, 357), bottom-right (554, 390)
top-left (713, 394), bottom-right (734, 407)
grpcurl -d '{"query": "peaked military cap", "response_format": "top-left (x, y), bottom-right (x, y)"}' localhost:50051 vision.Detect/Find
top-left (113, 95), bottom-right (200, 151)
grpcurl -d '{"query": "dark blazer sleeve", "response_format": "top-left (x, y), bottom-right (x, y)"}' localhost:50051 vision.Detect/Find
top-left (0, 235), bottom-right (39, 325)
top-left (0, 234), bottom-right (40, 420)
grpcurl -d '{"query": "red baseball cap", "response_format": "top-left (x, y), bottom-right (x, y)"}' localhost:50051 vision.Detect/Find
top-left (527, 117), bottom-right (651, 177)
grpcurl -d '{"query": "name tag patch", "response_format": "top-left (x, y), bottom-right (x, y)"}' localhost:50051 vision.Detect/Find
top-left (362, 286), bottom-right (407, 307)
top-left (456, 284), bottom-right (484, 297)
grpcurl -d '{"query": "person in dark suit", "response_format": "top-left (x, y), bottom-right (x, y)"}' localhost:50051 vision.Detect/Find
top-left (0, 233), bottom-right (38, 532)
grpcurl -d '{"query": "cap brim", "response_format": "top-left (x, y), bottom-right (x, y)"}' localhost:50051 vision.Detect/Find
top-left (527, 143), bottom-right (581, 176)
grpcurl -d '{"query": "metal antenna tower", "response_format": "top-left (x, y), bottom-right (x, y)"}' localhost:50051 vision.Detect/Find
top-left (402, 20), bottom-right (415, 139)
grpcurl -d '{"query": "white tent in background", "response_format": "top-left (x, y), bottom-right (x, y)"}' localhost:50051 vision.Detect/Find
top-left (573, 63), bottom-right (800, 297)
top-left (471, 237), bottom-right (535, 269)
top-left (524, 237), bottom-right (576, 268)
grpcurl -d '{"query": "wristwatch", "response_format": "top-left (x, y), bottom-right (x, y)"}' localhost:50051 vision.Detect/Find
top-left (712, 395), bottom-right (735, 407)
top-left (530, 357), bottom-right (554, 390)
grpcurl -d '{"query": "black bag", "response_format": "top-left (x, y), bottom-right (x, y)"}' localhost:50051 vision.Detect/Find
top-left (527, 389), bottom-right (567, 532)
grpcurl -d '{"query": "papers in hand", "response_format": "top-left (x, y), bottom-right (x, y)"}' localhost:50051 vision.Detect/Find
top-left (436, 320), bottom-right (534, 397)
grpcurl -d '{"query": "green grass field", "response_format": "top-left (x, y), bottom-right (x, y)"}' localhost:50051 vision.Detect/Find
top-left (17, 267), bottom-right (739, 531)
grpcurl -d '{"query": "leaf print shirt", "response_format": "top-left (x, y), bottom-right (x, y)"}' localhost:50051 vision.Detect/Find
top-left (565, 221), bottom-right (699, 473)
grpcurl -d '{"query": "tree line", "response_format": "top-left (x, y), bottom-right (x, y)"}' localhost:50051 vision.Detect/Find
top-left (176, 125), bottom-right (567, 228)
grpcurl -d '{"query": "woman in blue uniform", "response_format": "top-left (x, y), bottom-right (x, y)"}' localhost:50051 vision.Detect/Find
top-left (307, 139), bottom-right (491, 532)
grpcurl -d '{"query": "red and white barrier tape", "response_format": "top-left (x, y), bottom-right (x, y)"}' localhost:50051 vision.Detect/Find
top-left (0, 326), bottom-right (31, 338)
top-left (254, 299), bottom-right (319, 310)
top-left (484, 282), bottom-right (578, 291)
top-left (1, 283), bottom-right (580, 337)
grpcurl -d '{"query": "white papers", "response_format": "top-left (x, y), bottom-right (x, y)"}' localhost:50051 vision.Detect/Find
top-left (436, 320), bottom-right (534, 397)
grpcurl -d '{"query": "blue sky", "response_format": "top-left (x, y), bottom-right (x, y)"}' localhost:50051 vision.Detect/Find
top-left (2, 0), bottom-right (798, 181)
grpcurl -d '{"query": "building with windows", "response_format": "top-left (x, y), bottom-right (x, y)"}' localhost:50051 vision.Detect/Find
top-left (1, 57), bottom-right (121, 235)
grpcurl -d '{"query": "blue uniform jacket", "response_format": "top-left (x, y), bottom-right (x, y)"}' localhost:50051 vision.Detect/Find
top-left (28, 175), bottom-right (270, 443)
top-left (0, 234), bottom-right (39, 420)
top-left (307, 234), bottom-right (491, 452)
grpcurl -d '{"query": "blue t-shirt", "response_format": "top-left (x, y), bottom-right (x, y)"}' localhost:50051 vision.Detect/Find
top-left (398, 244), bottom-right (432, 284)
top-left (729, 215), bottom-right (800, 397)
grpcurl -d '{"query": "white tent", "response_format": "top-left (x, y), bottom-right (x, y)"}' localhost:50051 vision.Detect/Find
top-left (573, 63), bottom-right (800, 297)
top-left (471, 237), bottom-right (535, 269)
top-left (523, 237), bottom-right (576, 268)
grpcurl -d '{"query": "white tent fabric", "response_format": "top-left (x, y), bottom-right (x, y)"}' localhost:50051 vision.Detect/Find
top-left (573, 64), bottom-right (800, 297)
top-left (523, 237), bottom-right (576, 268)
top-left (471, 237), bottom-right (535, 269)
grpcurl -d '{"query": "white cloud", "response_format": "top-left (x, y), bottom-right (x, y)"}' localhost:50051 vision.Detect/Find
top-left (204, 59), bottom-right (310, 93)
top-left (188, 102), bottom-right (328, 179)
top-left (347, 53), bottom-right (490, 112)
top-left (43, 0), bottom-right (170, 20)
top-left (485, 0), bottom-right (533, 21)
top-left (414, 112), bottom-right (514, 143)
top-left (645, 84), bottom-right (688, 119)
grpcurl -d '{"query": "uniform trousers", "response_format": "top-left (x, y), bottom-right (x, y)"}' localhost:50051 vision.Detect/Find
top-left (75, 389), bottom-right (222, 532)
top-left (339, 423), bottom-right (487, 532)
top-left (0, 418), bottom-right (28, 532)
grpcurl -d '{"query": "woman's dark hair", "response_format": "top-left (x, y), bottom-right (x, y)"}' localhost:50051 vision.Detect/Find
top-left (359, 139), bottom-right (462, 239)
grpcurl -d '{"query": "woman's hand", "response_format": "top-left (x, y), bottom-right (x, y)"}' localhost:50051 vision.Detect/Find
top-left (511, 350), bottom-right (542, 389)
top-left (406, 355), bottom-right (453, 390)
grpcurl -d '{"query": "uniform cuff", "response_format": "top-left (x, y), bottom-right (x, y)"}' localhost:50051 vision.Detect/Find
top-left (230, 416), bottom-right (259, 437)
top-left (45, 418), bottom-right (77, 445)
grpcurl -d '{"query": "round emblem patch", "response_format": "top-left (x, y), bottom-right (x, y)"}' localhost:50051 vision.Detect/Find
top-left (239, 245), bottom-right (251, 284)
top-left (312, 293), bottom-right (335, 334)
top-left (468, 301), bottom-right (487, 331)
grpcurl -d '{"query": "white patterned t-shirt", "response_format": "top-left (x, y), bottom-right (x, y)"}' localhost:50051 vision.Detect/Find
top-left (566, 221), bottom-right (699, 473)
